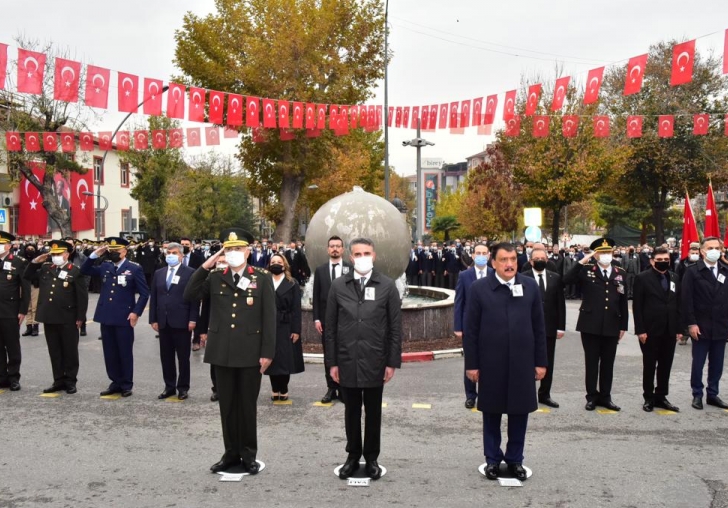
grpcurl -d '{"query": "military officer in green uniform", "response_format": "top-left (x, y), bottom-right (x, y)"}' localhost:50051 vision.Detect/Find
top-left (24, 240), bottom-right (88, 394)
top-left (184, 228), bottom-right (276, 475)
top-left (0, 231), bottom-right (31, 391)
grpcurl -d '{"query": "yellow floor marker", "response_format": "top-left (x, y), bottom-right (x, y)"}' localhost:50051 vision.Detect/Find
top-left (471, 407), bottom-right (481, 413)
top-left (536, 408), bottom-right (551, 414)
top-left (273, 399), bottom-right (292, 406)
top-left (655, 409), bottom-right (678, 415)
top-left (596, 409), bottom-right (618, 414)
top-left (165, 397), bottom-right (184, 403)
top-left (313, 401), bottom-right (333, 407)
top-left (0, 389), bottom-right (6, 395)
top-left (40, 393), bottom-right (61, 398)
top-left (381, 402), bottom-right (388, 408)
top-left (412, 403), bottom-right (432, 409)
top-left (100, 394), bottom-right (122, 400)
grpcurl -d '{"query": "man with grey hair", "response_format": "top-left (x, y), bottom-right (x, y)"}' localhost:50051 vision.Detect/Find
top-left (325, 237), bottom-right (402, 480)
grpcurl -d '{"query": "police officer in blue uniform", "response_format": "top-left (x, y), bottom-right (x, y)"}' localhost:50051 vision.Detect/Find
top-left (81, 237), bottom-right (149, 397)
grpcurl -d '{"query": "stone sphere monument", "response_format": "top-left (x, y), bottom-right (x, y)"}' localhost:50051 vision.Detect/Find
top-left (305, 187), bottom-right (410, 279)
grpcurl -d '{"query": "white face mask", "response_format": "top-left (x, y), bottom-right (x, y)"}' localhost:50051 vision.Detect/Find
top-left (353, 256), bottom-right (374, 274)
top-left (598, 254), bottom-right (613, 266)
top-left (52, 255), bottom-right (66, 266)
top-left (705, 249), bottom-right (721, 263)
top-left (225, 251), bottom-right (247, 268)
top-left (689, 253), bottom-right (700, 262)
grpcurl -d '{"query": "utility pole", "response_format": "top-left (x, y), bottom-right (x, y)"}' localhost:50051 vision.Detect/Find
top-left (383, 0), bottom-right (390, 200)
top-left (402, 119), bottom-right (434, 241)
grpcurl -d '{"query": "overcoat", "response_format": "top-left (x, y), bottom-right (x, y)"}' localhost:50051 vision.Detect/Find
top-left (681, 260), bottom-right (728, 340)
top-left (265, 277), bottom-right (304, 376)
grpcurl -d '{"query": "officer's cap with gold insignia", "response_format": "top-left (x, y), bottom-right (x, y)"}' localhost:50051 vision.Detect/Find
top-left (104, 236), bottom-right (130, 250)
top-left (589, 237), bottom-right (616, 253)
top-left (50, 240), bottom-right (73, 254)
top-left (0, 231), bottom-right (16, 244)
top-left (220, 228), bottom-right (254, 248)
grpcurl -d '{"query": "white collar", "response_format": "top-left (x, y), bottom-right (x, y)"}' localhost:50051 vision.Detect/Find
top-left (494, 272), bottom-right (514, 286)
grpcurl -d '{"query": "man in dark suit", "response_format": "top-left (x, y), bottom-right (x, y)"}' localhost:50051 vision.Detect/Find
top-left (633, 247), bottom-right (681, 412)
top-left (406, 246), bottom-right (419, 286)
top-left (250, 244), bottom-right (269, 268)
top-left (150, 242), bottom-right (199, 400)
top-left (184, 228), bottom-right (276, 474)
top-left (81, 237), bottom-right (149, 397)
top-left (180, 237), bottom-right (204, 269)
top-left (0, 232), bottom-right (30, 391)
top-left (419, 246), bottom-right (434, 286)
top-left (454, 242), bottom-right (490, 409)
top-left (522, 247), bottom-right (566, 408)
top-left (433, 242), bottom-right (447, 288)
top-left (682, 237), bottom-right (728, 410)
top-left (285, 241), bottom-right (310, 285)
top-left (23, 241), bottom-right (88, 394)
top-left (564, 238), bottom-right (628, 411)
top-left (137, 239), bottom-right (161, 288)
top-left (464, 242), bottom-right (547, 481)
top-left (312, 236), bottom-right (352, 403)
top-left (444, 243), bottom-right (461, 290)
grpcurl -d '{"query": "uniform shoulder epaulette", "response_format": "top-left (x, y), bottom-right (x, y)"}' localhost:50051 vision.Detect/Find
top-left (253, 266), bottom-right (269, 274)
top-left (210, 267), bottom-right (225, 273)
top-left (615, 265), bottom-right (625, 273)
top-left (15, 255), bottom-right (26, 262)
top-left (128, 261), bottom-right (141, 267)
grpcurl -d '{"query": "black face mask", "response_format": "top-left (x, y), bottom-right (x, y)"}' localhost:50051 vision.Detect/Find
top-left (269, 264), bottom-right (285, 275)
top-left (183, 246), bottom-right (190, 255)
top-left (108, 251), bottom-right (121, 263)
top-left (654, 261), bottom-right (670, 272)
top-left (532, 260), bottom-right (547, 271)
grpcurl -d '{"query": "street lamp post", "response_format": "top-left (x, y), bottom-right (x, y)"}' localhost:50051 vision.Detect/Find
top-left (383, 0), bottom-right (390, 201)
top-left (402, 119), bottom-right (434, 241)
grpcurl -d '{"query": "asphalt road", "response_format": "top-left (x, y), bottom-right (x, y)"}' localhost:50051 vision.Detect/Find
top-left (1, 296), bottom-right (727, 508)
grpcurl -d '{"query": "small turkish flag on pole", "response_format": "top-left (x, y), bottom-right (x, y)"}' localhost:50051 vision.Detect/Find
top-left (85, 65), bottom-right (110, 109)
top-left (551, 76), bottom-right (570, 111)
top-left (53, 58), bottom-right (81, 102)
top-left (562, 116), bottom-right (579, 138)
top-left (693, 114), bottom-right (709, 135)
top-left (5, 132), bottom-right (21, 151)
top-left (503, 90), bottom-right (517, 121)
top-left (593, 116), bottom-right (610, 138)
top-left (226, 94), bottom-right (243, 126)
top-left (278, 101), bottom-right (290, 128)
top-left (704, 183), bottom-right (721, 238)
top-left (623, 54), bottom-right (648, 95)
top-left (670, 40), bottom-right (695, 86)
top-left (143, 78), bottom-right (164, 116)
top-left (680, 192), bottom-right (699, 260)
top-left (658, 115), bottom-right (674, 138)
top-left (167, 83), bottom-right (186, 119)
top-left (134, 131), bottom-right (149, 150)
top-left (25, 133), bottom-right (40, 152)
top-left (186, 128), bottom-right (201, 147)
top-left (208, 90), bottom-right (225, 124)
top-left (42, 132), bottom-right (58, 152)
top-left (583, 67), bottom-right (604, 105)
top-left (627, 115), bottom-right (643, 138)
top-left (533, 116), bottom-right (550, 137)
top-left (117, 72), bottom-right (139, 113)
top-left (504, 117), bottom-right (521, 137)
top-left (525, 84), bottom-right (541, 116)
top-left (188, 87), bottom-right (206, 122)
top-left (79, 132), bottom-right (94, 151)
top-left (0, 43), bottom-right (7, 90)
top-left (17, 48), bottom-right (46, 95)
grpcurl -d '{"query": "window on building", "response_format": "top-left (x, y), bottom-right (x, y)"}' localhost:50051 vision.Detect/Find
top-left (121, 209), bottom-right (131, 231)
top-left (93, 156), bottom-right (104, 184)
top-left (95, 210), bottom-right (105, 238)
top-left (10, 206), bottom-right (19, 235)
top-left (120, 162), bottom-right (129, 187)
top-left (61, 153), bottom-right (76, 163)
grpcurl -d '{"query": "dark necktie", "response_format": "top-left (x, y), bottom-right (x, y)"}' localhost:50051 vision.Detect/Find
top-left (538, 273), bottom-right (546, 300)
top-left (661, 273), bottom-right (668, 292)
top-left (233, 273), bottom-right (240, 286)
top-left (331, 263), bottom-right (338, 282)
top-left (603, 269), bottom-right (608, 280)
top-left (360, 277), bottom-right (366, 291)
top-left (166, 268), bottom-right (175, 290)
top-left (712, 266), bottom-right (717, 279)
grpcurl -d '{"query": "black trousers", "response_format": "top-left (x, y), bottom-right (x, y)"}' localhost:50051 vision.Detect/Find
top-left (159, 326), bottom-right (191, 392)
top-left (0, 318), bottom-right (21, 384)
top-left (320, 326), bottom-right (339, 391)
top-left (581, 333), bottom-right (619, 402)
top-left (340, 385), bottom-right (384, 462)
top-left (214, 365), bottom-right (261, 463)
top-left (639, 332), bottom-right (677, 400)
top-left (447, 271), bottom-right (459, 290)
top-left (44, 323), bottom-right (79, 387)
top-left (269, 374), bottom-right (290, 393)
top-left (538, 336), bottom-right (557, 399)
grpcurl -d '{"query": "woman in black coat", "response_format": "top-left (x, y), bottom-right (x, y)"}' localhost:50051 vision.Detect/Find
top-left (265, 253), bottom-right (304, 400)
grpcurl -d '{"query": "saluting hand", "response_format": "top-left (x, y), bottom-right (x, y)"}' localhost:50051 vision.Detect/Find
top-left (202, 249), bottom-right (224, 270)
top-left (32, 252), bottom-right (50, 264)
top-left (580, 251), bottom-right (595, 265)
top-left (93, 246), bottom-right (108, 257)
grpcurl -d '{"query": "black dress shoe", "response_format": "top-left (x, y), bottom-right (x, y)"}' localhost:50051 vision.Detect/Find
top-left (178, 391), bottom-right (189, 400)
top-left (210, 391), bottom-right (219, 402)
top-left (80, 329), bottom-right (87, 337)
top-left (158, 390), bottom-right (176, 400)
top-left (464, 398), bottom-right (475, 409)
top-left (9, 381), bottom-right (20, 391)
top-left (539, 397), bottom-right (560, 408)
top-left (43, 384), bottom-right (65, 393)
top-left (508, 463), bottom-right (527, 481)
top-left (322, 388), bottom-right (336, 404)
top-left (585, 400), bottom-right (597, 411)
top-left (706, 396), bottom-right (728, 409)
top-left (339, 457), bottom-right (360, 479)
top-left (485, 462), bottom-right (500, 480)
top-left (121, 390), bottom-right (133, 397)
top-left (242, 460), bottom-right (259, 475)
top-left (599, 399), bottom-right (621, 411)
top-left (692, 397), bottom-right (703, 410)
top-left (642, 400), bottom-right (654, 412)
top-left (365, 460), bottom-right (382, 480)
top-left (65, 386), bottom-right (77, 394)
top-left (210, 457), bottom-right (240, 473)
top-left (654, 398), bottom-right (679, 412)
top-left (100, 389), bottom-right (119, 396)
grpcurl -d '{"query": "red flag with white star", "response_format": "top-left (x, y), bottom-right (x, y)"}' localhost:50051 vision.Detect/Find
top-left (387, 107), bottom-right (394, 127)
top-left (562, 116), bottom-right (579, 138)
top-left (705, 183), bottom-right (721, 238)
top-left (263, 98), bottom-right (276, 128)
top-left (395, 107), bottom-right (402, 128)
top-left (693, 114), bottom-right (709, 135)
top-left (533, 116), bottom-right (550, 137)
top-left (71, 169), bottom-right (94, 232)
top-left (403, 107), bottom-right (411, 129)
top-left (471, 98), bottom-right (483, 126)
top-left (278, 101), bottom-right (290, 128)
top-left (624, 54), bottom-right (648, 95)
top-left (410, 106), bottom-right (419, 129)
top-left (60, 132), bottom-right (75, 153)
top-left (292, 102), bottom-right (304, 129)
top-left (152, 130), bottom-right (167, 149)
top-left (484, 94), bottom-right (498, 125)
top-left (5, 132), bottom-right (21, 151)
top-left (593, 116), bottom-right (610, 138)
top-left (438, 104), bottom-right (449, 129)
top-left (18, 164), bottom-right (48, 236)
top-left (117, 72), bottom-right (139, 113)
top-left (504, 117), bottom-right (521, 137)
top-left (98, 131), bottom-right (112, 151)
top-left (205, 126), bottom-right (220, 146)
top-left (0, 43), bottom-right (7, 90)
top-left (681, 192), bottom-right (699, 259)
top-left (317, 104), bottom-right (327, 130)
top-left (658, 115), bottom-right (674, 138)
top-left (460, 100), bottom-right (471, 128)
top-left (226, 94), bottom-right (243, 126)
top-left (627, 115), bottom-right (643, 138)
top-left (85, 65), bottom-right (110, 109)
top-left (167, 83), bottom-right (186, 119)
top-left (188, 87), bottom-right (206, 122)
top-left (42, 132), bottom-right (58, 152)
top-left (428, 105), bottom-right (437, 131)
top-left (143, 78), bottom-right (164, 116)
top-left (449, 102), bottom-right (459, 129)
top-left (186, 128), bottom-right (201, 147)
top-left (79, 132), bottom-right (94, 151)
top-left (503, 90), bottom-right (517, 120)
top-left (551, 76), bottom-right (570, 111)
top-left (169, 129), bottom-right (184, 148)
top-left (208, 90), bottom-right (224, 124)
top-left (305, 103), bottom-right (316, 129)
top-left (671, 40), bottom-right (695, 86)
top-left (583, 67), bottom-right (604, 105)
top-left (25, 133), bottom-right (40, 152)
top-left (53, 58), bottom-right (81, 102)
top-left (525, 84), bottom-right (541, 116)
top-left (17, 48), bottom-right (46, 95)
top-left (246, 97), bottom-right (261, 127)
top-left (117, 131), bottom-right (130, 151)
top-left (134, 131), bottom-right (149, 150)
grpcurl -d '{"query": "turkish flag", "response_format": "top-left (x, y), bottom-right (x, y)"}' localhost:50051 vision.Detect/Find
top-left (42, 132), bottom-right (58, 152)
top-left (53, 58), bottom-right (81, 102)
top-left (627, 115), bottom-right (643, 138)
top-left (208, 90), bottom-right (224, 124)
top-left (17, 48), bottom-right (46, 95)
top-left (525, 84), bottom-right (541, 116)
top-left (583, 67), bottom-right (604, 105)
top-left (387, 107), bottom-right (394, 127)
top-left (350, 106), bottom-right (359, 129)
top-left (25, 133), bottom-right (40, 152)
top-left (205, 126), bottom-right (219, 146)
top-left (724, 29), bottom-right (728, 74)
top-left (117, 72), bottom-right (139, 113)
top-left (280, 128), bottom-right (295, 141)
top-left (338, 106), bottom-right (350, 135)
top-left (449, 102), bottom-right (459, 128)
top-left (305, 129), bottom-right (321, 138)
top-left (394, 107), bottom-right (402, 128)
top-left (624, 54), bottom-right (648, 95)
top-left (658, 115), bottom-right (674, 138)
top-left (305, 103), bottom-right (316, 129)
top-left (477, 124), bottom-right (493, 136)
top-left (504, 116), bottom-right (521, 137)
top-left (167, 83), bottom-right (186, 119)
top-left (376, 106), bottom-right (382, 130)
top-left (438, 104), bottom-right (449, 129)
top-left (98, 131), bottom-right (112, 151)
top-left (428, 105), bottom-right (438, 131)
top-left (143, 78), bottom-right (164, 116)
top-left (410, 106), bottom-right (420, 129)
top-left (224, 126), bottom-right (239, 138)
top-left (169, 129), bottom-right (184, 148)
top-left (533, 116), bottom-right (550, 137)
top-left (0, 43), bottom-right (7, 90)
top-left (705, 183), bottom-right (721, 238)
top-left (471, 98), bottom-right (483, 126)
top-left (60, 132), bottom-right (75, 153)
top-left (186, 128), bottom-right (201, 147)
top-left (225, 93), bottom-right (243, 126)
top-left (152, 130), bottom-right (167, 149)
top-left (134, 131), bottom-right (149, 150)
top-left (317, 104), bottom-right (327, 130)
top-left (188, 87), bottom-right (206, 122)
top-left (693, 114), bottom-right (710, 135)
top-left (278, 101), bottom-right (290, 128)
top-left (252, 128), bottom-right (266, 143)
top-left (725, 114), bottom-right (728, 137)
top-left (70, 170), bottom-right (94, 232)
top-left (593, 116), bottom-right (610, 138)
top-left (5, 132), bottom-right (21, 151)
top-left (246, 97), bottom-right (260, 127)
top-left (85, 65), bottom-right (110, 109)
top-left (328, 105), bottom-right (339, 130)
top-left (562, 115), bottom-right (579, 138)
top-left (680, 192), bottom-right (699, 259)
top-left (419, 106), bottom-right (429, 129)
top-left (19, 165), bottom-right (48, 236)
top-left (484, 94), bottom-right (498, 125)
top-left (79, 132), bottom-right (94, 151)
top-left (459, 100), bottom-right (471, 129)
top-left (263, 98), bottom-right (276, 128)
top-left (117, 131), bottom-right (130, 151)
top-left (292, 102), bottom-right (304, 128)
top-left (671, 40), bottom-right (695, 86)
top-left (403, 107), bottom-right (411, 129)
top-left (551, 76), bottom-right (570, 111)
top-left (503, 90), bottom-right (517, 120)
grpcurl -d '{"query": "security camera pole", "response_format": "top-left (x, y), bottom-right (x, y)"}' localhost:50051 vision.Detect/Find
top-left (402, 119), bottom-right (434, 241)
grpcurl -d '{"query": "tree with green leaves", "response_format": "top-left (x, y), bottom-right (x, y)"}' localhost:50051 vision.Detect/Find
top-left (173, 0), bottom-right (386, 241)
top-left (430, 215), bottom-right (461, 242)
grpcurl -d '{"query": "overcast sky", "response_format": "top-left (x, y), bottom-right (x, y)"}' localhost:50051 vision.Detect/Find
top-left (2, 1), bottom-right (727, 176)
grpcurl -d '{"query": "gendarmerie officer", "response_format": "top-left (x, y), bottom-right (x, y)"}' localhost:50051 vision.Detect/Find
top-left (0, 231), bottom-right (30, 391)
top-left (184, 228), bottom-right (276, 475)
top-left (564, 238), bottom-right (628, 411)
top-left (24, 241), bottom-right (88, 394)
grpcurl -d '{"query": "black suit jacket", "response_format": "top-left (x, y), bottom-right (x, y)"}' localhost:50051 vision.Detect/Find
top-left (681, 261), bottom-right (728, 340)
top-left (522, 269), bottom-right (566, 337)
top-left (312, 261), bottom-right (353, 327)
top-left (632, 268), bottom-right (680, 338)
top-left (149, 264), bottom-right (199, 329)
top-left (564, 261), bottom-right (629, 336)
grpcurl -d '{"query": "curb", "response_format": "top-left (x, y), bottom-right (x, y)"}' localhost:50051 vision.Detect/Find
top-left (303, 348), bottom-right (463, 364)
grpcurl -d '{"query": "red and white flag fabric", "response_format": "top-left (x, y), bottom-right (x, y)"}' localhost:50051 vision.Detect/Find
top-left (724, 29), bottom-right (728, 74)
top-left (349, 106), bottom-right (359, 129)
top-left (395, 107), bottom-right (402, 128)
top-left (167, 83), bottom-right (186, 119)
top-left (17, 48), bottom-right (46, 95)
top-left (562, 115), bottom-right (579, 138)
top-left (143, 78), bottom-right (164, 116)
top-left (208, 90), bottom-right (224, 124)
top-left (152, 130), bottom-right (167, 149)
top-left (25, 133), bottom-right (40, 152)
top-left (627, 115), bottom-right (643, 138)
top-left (117, 131), bottom-right (130, 151)
top-left (117, 72), bottom-right (139, 113)
top-left (278, 101), bottom-right (290, 128)
top-left (583, 67), bottom-right (604, 105)
top-left (449, 102), bottom-right (459, 129)
top-left (410, 106), bottom-right (420, 129)
top-left (624, 54), bottom-right (648, 95)
top-left (317, 104), bottom-right (327, 130)
top-left (671, 40), bottom-right (695, 86)
top-left (0, 43), bottom-right (7, 90)
top-left (484, 94), bottom-right (498, 125)
top-left (472, 97), bottom-right (483, 126)
top-left (525, 84), bottom-right (541, 116)
top-left (551, 76), bottom-right (570, 111)
top-left (533, 116), bottom-right (550, 137)
top-left (328, 105), bottom-right (339, 130)
top-left (338, 106), bottom-right (350, 135)
top-left (438, 104), bottom-right (449, 129)
top-left (658, 115), bottom-right (674, 138)
top-left (205, 126), bottom-right (219, 146)
top-left (134, 131), bottom-right (149, 150)
top-left (292, 102), bottom-right (304, 129)
top-left (680, 192), bottom-right (699, 259)
top-left (263, 98), bottom-right (276, 128)
top-left (5, 132), bottom-right (21, 151)
top-left (504, 117), bottom-right (521, 137)
top-left (693, 114), bottom-right (709, 135)
top-left (227, 94), bottom-right (243, 126)
top-left (252, 128), bottom-right (266, 143)
top-left (428, 105), bottom-right (437, 131)
top-left (85, 65), bottom-right (110, 109)
top-left (98, 131), bottom-right (112, 151)
top-left (503, 90), bottom-right (517, 120)
top-left (169, 129), bottom-right (184, 148)
top-left (223, 127), bottom-right (239, 139)
top-left (60, 132), bottom-right (75, 153)
top-left (705, 183), bottom-right (721, 238)
top-left (460, 100), bottom-right (470, 128)
top-left (19, 164), bottom-right (48, 236)
top-left (305, 103), bottom-right (316, 129)
top-left (188, 87), bottom-right (206, 122)
top-left (53, 58), bottom-right (81, 102)
top-left (42, 132), bottom-right (58, 152)
top-left (79, 132), bottom-right (94, 151)
top-left (280, 128), bottom-right (295, 141)
top-left (387, 107), bottom-right (394, 127)
top-left (402, 106), bottom-right (411, 129)
top-left (420, 106), bottom-right (429, 129)
top-left (376, 106), bottom-right (383, 130)
top-left (186, 128), bottom-right (201, 147)
top-left (593, 116), bottom-right (610, 138)
top-left (245, 97), bottom-right (260, 127)
top-left (71, 169), bottom-right (94, 232)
